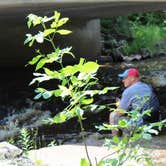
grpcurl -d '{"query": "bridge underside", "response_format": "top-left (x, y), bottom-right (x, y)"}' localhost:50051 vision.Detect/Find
top-left (0, 1), bottom-right (166, 67)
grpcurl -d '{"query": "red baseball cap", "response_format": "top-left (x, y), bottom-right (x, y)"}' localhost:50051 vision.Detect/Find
top-left (118, 68), bottom-right (140, 78)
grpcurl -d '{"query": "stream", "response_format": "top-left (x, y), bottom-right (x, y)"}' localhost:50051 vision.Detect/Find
top-left (0, 55), bottom-right (166, 149)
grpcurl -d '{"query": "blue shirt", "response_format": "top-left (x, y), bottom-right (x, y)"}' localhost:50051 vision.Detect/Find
top-left (119, 82), bottom-right (159, 125)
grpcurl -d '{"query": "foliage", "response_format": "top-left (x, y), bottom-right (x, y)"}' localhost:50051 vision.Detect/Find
top-left (25, 11), bottom-right (117, 165)
top-left (80, 112), bottom-right (166, 166)
top-left (94, 96), bottom-right (166, 166)
top-left (18, 128), bottom-right (34, 155)
top-left (101, 11), bottom-right (166, 57)
top-left (129, 11), bottom-right (166, 27)
top-left (122, 24), bottom-right (166, 56)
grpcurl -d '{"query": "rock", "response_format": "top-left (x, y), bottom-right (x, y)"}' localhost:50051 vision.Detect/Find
top-left (123, 54), bottom-right (142, 62)
top-left (149, 70), bottom-right (166, 87)
top-left (0, 142), bottom-right (22, 159)
top-left (0, 142), bottom-right (34, 166)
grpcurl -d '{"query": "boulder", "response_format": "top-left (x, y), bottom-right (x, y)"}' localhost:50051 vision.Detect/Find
top-left (0, 142), bottom-right (34, 166)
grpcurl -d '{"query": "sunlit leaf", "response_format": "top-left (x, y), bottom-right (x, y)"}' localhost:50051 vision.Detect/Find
top-left (97, 160), bottom-right (104, 166)
top-left (118, 119), bottom-right (127, 128)
top-left (35, 87), bottom-right (46, 93)
top-left (99, 87), bottom-right (119, 95)
top-left (44, 29), bottom-right (55, 37)
top-left (131, 133), bottom-right (140, 142)
top-left (81, 98), bottom-right (94, 105)
top-left (53, 113), bottom-right (66, 123)
top-left (58, 85), bottom-right (71, 97)
top-left (56, 29), bottom-right (72, 35)
top-left (112, 136), bottom-right (120, 144)
top-left (44, 68), bottom-right (54, 76)
top-left (53, 89), bottom-right (62, 97)
top-left (80, 62), bottom-right (99, 73)
top-left (110, 159), bottom-right (118, 166)
top-left (54, 11), bottom-right (61, 22)
top-left (28, 55), bottom-right (42, 65)
top-left (80, 158), bottom-right (90, 166)
top-left (36, 58), bottom-right (47, 71)
top-left (145, 158), bottom-right (153, 166)
top-left (60, 65), bottom-right (78, 76)
top-left (57, 18), bottom-right (69, 27)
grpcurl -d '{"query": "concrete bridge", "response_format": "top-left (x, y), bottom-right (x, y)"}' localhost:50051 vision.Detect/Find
top-left (0, 0), bottom-right (166, 67)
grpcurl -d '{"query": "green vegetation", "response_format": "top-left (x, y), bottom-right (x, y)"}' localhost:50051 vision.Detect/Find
top-left (24, 11), bottom-right (116, 165)
top-left (101, 11), bottom-right (166, 57)
top-left (18, 128), bottom-right (33, 155)
top-left (23, 11), bottom-right (166, 166)
top-left (123, 25), bottom-right (166, 55)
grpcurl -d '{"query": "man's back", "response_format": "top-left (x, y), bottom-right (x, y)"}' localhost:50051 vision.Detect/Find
top-left (119, 81), bottom-right (159, 124)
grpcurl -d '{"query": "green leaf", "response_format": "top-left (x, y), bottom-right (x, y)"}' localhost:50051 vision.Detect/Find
top-left (71, 76), bottom-right (78, 85)
top-left (112, 136), bottom-right (120, 144)
top-left (57, 18), bottom-right (69, 27)
top-left (80, 158), bottom-right (90, 166)
top-left (80, 61), bottom-right (99, 73)
top-left (75, 107), bottom-right (84, 118)
top-left (58, 85), bottom-right (71, 97)
top-left (36, 58), bottom-right (47, 71)
top-left (32, 16), bottom-right (42, 27)
top-left (27, 19), bottom-right (32, 28)
top-left (44, 68), bottom-right (54, 76)
top-left (97, 160), bottom-right (104, 166)
top-left (60, 65), bottom-right (78, 76)
top-left (122, 136), bottom-right (127, 144)
top-left (34, 93), bottom-right (42, 100)
top-left (35, 87), bottom-right (46, 93)
top-left (53, 89), bottom-right (62, 97)
top-left (118, 119), bottom-right (127, 128)
top-left (56, 29), bottom-right (72, 35)
top-left (99, 87), bottom-right (119, 95)
top-left (110, 159), bottom-right (118, 166)
top-left (81, 98), bottom-right (94, 105)
top-left (42, 91), bottom-right (53, 99)
top-left (145, 158), bottom-right (153, 166)
top-left (131, 133), bottom-right (140, 142)
top-left (44, 29), bottom-right (55, 37)
top-left (28, 55), bottom-right (42, 65)
top-left (78, 58), bottom-right (85, 66)
top-left (53, 113), bottom-right (66, 123)
top-left (29, 38), bottom-right (35, 47)
top-left (54, 11), bottom-right (61, 22)
top-left (62, 79), bottom-right (68, 86)
top-left (50, 21), bottom-right (57, 28)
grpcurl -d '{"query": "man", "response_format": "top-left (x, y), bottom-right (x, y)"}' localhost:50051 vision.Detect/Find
top-left (109, 68), bottom-right (159, 136)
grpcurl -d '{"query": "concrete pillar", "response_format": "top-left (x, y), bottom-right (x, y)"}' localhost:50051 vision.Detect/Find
top-left (70, 19), bottom-right (101, 60)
